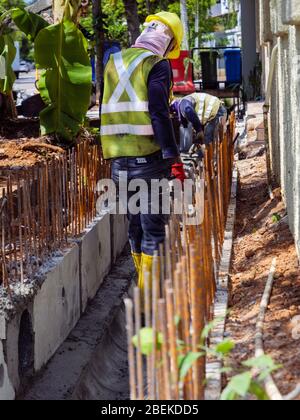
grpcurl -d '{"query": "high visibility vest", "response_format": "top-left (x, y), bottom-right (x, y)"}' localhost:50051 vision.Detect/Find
top-left (101, 48), bottom-right (164, 159)
top-left (185, 93), bottom-right (221, 125)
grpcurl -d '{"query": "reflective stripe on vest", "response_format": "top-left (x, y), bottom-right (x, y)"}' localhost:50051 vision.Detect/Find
top-left (109, 51), bottom-right (153, 104)
top-left (194, 93), bottom-right (220, 125)
top-left (198, 93), bottom-right (206, 121)
top-left (203, 96), bottom-right (217, 122)
top-left (101, 124), bottom-right (154, 136)
top-left (101, 101), bottom-right (150, 114)
top-left (101, 51), bottom-right (154, 136)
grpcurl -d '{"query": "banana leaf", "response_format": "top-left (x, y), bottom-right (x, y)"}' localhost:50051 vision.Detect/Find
top-left (11, 8), bottom-right (49, 41)
top-left (0, 34), bottom-right (16, 94)
top-left (35, 20), bottom-right (92, 141)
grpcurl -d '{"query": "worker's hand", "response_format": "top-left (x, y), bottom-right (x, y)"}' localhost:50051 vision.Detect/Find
top-left (171, 162), bottom-right (185, 184)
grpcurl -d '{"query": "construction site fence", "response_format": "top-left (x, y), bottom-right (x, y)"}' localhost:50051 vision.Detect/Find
top-left (125, 113), bottom-right (236, 401)
top-left (0, 142), bottom-right (110, 289)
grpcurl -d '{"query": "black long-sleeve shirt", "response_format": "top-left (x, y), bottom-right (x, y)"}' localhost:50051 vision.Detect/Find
top-left (147, 60), bottom-right (179, 159)
top-left (179, 98), bottom-right (203, 133)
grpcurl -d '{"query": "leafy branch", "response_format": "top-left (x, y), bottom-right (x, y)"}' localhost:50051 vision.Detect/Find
top-left (132, 316), bottom-right (282, 401)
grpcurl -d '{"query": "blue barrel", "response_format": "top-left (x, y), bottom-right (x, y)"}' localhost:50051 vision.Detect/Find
top-left (224, 49), bottom-right (242, 85)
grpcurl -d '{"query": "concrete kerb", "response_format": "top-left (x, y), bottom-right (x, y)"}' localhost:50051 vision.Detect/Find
top-left (205, 167), bottom-right (238, 401)
top-left (33, 244), bottom-right (80, 371)
top-left (111, 213), bottom-right (129, 264)
top-left (0, 209), bottom-right (129, 399)
top-left (79, 213), bottom-right (112, 312)
top-left (0, 340), bottom-right (15, 400)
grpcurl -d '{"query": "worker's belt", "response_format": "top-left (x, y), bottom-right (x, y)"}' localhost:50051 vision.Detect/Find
top-left (113, 151), bottom-right (164, 165)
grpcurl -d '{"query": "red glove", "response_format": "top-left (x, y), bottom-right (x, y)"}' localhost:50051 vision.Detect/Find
top-left (171, 162), bottom-right (185, 184)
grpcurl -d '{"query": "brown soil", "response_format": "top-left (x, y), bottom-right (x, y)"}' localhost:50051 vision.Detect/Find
top-left (0, 138), bottom-right (65, 169)
top-left (0, 119), bottom-right (62, 169)
top-left (226, 146), bottom-right (300, 397)
top-left (0, 119), bottom-right (98, 170)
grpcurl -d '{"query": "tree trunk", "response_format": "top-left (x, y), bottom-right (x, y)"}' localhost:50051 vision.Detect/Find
top-left (122, 0), bottom-right (140, 45)
top-left (194, 1), bottom-right (199, 49)
top-left (0, 92), bottom-right (17, 120)
top-left (145, 0), bottom-right (150, 14)
top-left (92, 0), bottom-right (105, 115)
top-left (180, 0), bottom-right (189, 51)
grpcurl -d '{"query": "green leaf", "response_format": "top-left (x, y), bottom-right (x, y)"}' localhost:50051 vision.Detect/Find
top-left (11, 8), bottom-right (49, 41)
top-left (243, 355), bottom-right (282, 382)
top-left (257, 363), bottom-right (283, 382)
top-left (272, 213), bottom-right (281, 223)
top-left (248, 381), bottom-right (269, 400)
top-left (220, 387), bottom-right (238, 401)
top-left (179, 352), bottom-right (204, 381)
top-left (201, 316), bottom-right (224, 342)
top-left (174, 314), bottom-right (181, 327)
top-left (215, 339), bottom-right (235, 356)
top-left (35, 20), bottom-right (92, 141)
top-left (242, 355), bottom-right (277, 370)
top-left (221, 372), bottom-right (252, 399)
top-left (0, 34), bottom-right (16, 94)
top-left (219, 367), bottom-right (233, 374)
top-left (132, 328), bottom-right (163, 356)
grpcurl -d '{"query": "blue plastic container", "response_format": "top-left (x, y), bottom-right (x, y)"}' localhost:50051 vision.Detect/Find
top-left (224, 49), bottom-right (242, 85)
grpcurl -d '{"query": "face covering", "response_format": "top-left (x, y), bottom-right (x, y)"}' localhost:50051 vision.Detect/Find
top-left (133, 20), bottom-right (175, 57)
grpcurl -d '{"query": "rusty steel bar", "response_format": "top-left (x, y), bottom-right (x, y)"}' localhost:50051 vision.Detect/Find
top-left (0, 144), bottom-right (109, 288)
top-left (126, 113), bottom-right (236, 401)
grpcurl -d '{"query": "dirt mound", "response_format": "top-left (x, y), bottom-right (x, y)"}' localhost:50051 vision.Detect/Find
top-left (0, 138), bottom-right (65, 169)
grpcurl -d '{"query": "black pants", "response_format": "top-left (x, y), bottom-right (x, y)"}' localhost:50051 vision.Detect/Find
top-left (111, 152), bottom-right (172, 256)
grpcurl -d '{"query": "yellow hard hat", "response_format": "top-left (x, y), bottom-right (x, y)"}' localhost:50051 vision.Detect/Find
top-left (145, 11), bottom-right (183, 59)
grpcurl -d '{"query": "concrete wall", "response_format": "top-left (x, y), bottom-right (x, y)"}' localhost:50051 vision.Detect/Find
top-left (0, 210), bottom-right (128, 399)
top-left (241, 0), bottom-right (259, 98)
top-left (257, 0), bottom-right (300, 254)
top-left (34, 245), bottom-right (80, 371)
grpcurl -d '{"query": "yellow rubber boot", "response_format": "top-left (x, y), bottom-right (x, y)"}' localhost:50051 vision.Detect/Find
top-left (138, 253), bottom-right (154, 295)
top-left (131, 252), bottom-right (142, 274)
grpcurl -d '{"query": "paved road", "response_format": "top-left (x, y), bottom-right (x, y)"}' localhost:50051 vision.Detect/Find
top-left (14, 71), bottom-right (36, 97)
top-left (13, 71), bottom-right (99, 121)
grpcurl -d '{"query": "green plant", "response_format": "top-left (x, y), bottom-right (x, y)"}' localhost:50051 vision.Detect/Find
top-left (1, 6), bottom-right (92, 142)
top-left (132, 317), bottom-right (282, 401)
top-left (221, 355), bottom-right (282, 400)
top-left (272, 213), bottom-right (281, 224)
top-left (11, 7), bottom-right (49, 41)
top-left (0, 32), bottom-right (16, 95)
top-left (0, 9), bottom-right (16, 95)
top-left (35, 20), bottom-right (92, 141)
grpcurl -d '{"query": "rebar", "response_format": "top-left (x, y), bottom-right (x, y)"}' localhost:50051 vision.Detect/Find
top-left (0, 143), bottom-right (110, 288)
top-left (125, 113), bottom-right (236, 401)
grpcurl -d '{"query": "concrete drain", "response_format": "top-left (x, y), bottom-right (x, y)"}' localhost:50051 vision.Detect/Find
top-left (72, 304), bottom-right (130, 400)
top-left (18, 310), bottom-right (34, 379)
top-left (0, 364), bottom-right (4, 387)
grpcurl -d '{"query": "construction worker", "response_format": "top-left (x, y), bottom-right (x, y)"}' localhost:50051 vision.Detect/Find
top-left (171, 93), bottom-right (227, 153)
top-left (100, 12), bottom-right (184, 292)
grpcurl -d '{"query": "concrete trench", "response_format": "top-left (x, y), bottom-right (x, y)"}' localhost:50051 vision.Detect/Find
top-left (72, 305), bottom-right (130, 400)
top-left (20, 247), bottom-right (134, 400)
top-left (0, 212), bottom-right (132, 400)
